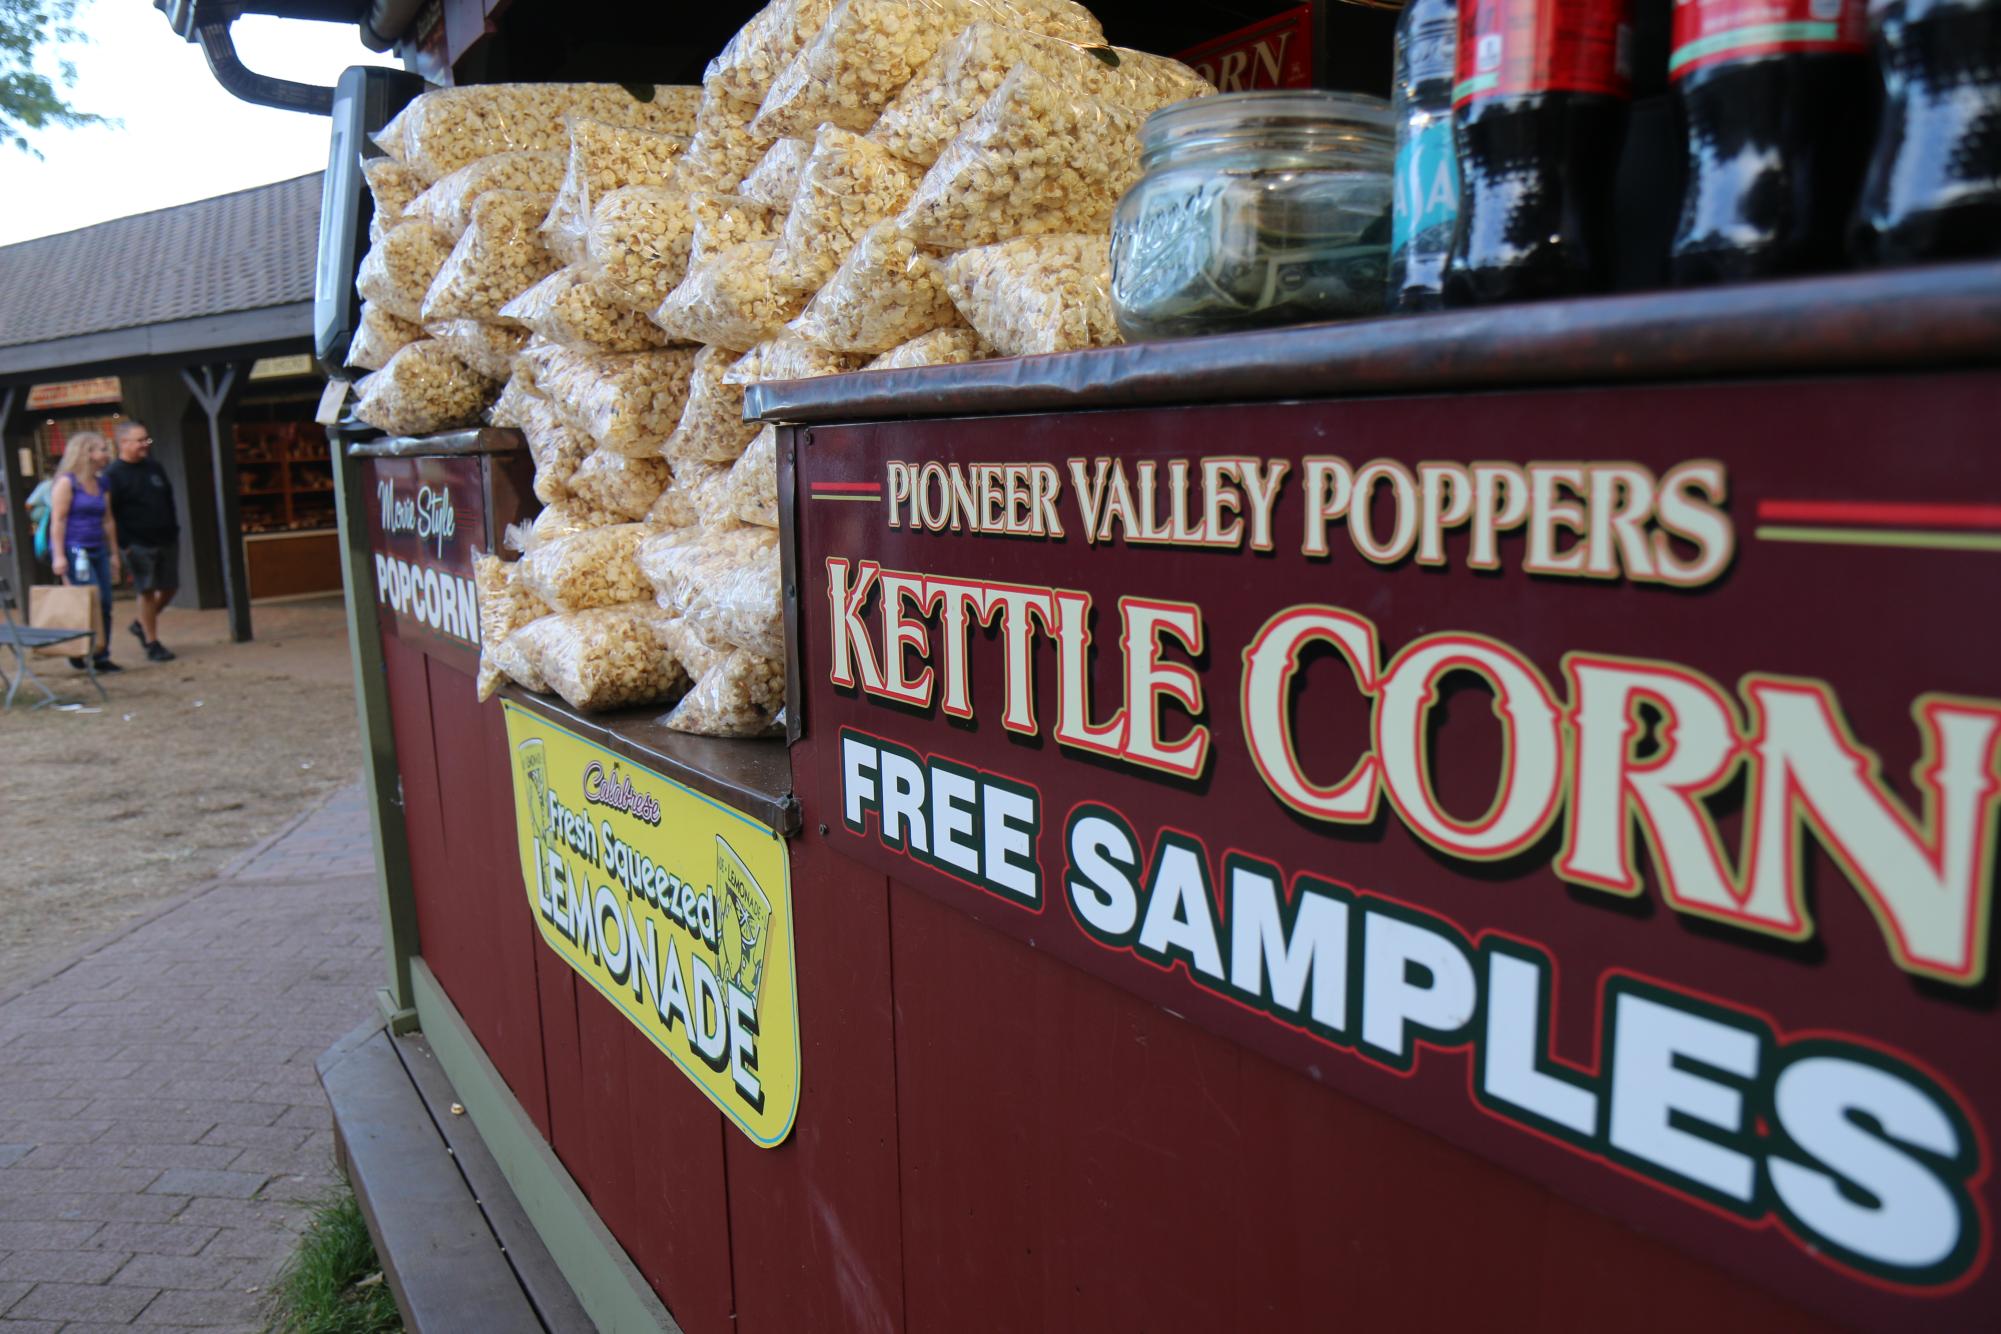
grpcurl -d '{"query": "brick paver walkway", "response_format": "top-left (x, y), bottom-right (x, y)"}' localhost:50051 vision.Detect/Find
top-left (0, 783), bottom-right (381, 1331)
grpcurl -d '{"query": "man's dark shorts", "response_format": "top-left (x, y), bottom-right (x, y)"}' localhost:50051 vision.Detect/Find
top-left (123, 543), bottom-right (180, 594)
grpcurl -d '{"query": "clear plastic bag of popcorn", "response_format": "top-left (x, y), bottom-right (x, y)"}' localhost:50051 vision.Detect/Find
top-left (406, 151), bottom-right (567, 239)
top-left (705, 0), bottom-right (838, 105)
top-left (420, 190), bottom-right (561, 323)
top-left (863, 324), bottom-right (994, 369)
top-left (520, 342), bottom-right (700, 456)
top-left (356, 221), bottom-right (456, 323)
top-left (653, 239), bottom-right (807, 350)
top-left (664, 346), bottom-right (756, 467)
top-left (679, 87), bottom-right (777, 194)
top-left (585, 186), bottom-right (698, 312)
top-left (475, 553), bottom-right (553, 702)
top-left (701, 526), bottom-right (785, 658)
top-left (567, 448), bottom-right (673, 521)
top-left (664, 649), bottom-right (785, 736)
top-left (517, 395), bottom-right (593, 503)
top-left (752, 0), bottom-right (1104, 140)
top-left (942, 232), bottom-right (1119, 356)
top-left (517, 522), bottom-right (652, 612)
top-left (492, 616), bottom-right (551, 693)
top-left (353, 340), bottom-right (497, 436)
top-left (639, 523), bottom-right (753, 615)
top-left (722, 426), bottom-right (779, 527)
top-left (426, 319), bottom-right (530, 380)
top-left (897, 64), bottom-right (1144, 249)
top-left (363, 156), bottom-right (427, 226)
top-left (348, 302), bottom-right (424, 371)
top-left (488, 374), bottom-right (539, 427)
top-left (872, 24), bottom-right (1213, 167)
top-left (521, 501), bottom-right (617, 553)
top-left (372, 101), bottom-right (416, 162)
top-left (738, 136), bottom-right (812, 209)
top-left (542, 119), bottom-right (691, 265)
top-left (646, 461), bottom-right (732, 528)
top-left (396, 83), bottom-right (702, 182)
top-left (769, 126), bottom-right (922, 293)
top-left (788, 219), bottom-right (957, 352)
top-left (520, 603), bottom-right (689, 712)
top-left (499, 267), bottom-right (674, 353)
top-left (687, 191), bottom-right (780, 267)
top-left (725, 334), bottom-right (866, 384)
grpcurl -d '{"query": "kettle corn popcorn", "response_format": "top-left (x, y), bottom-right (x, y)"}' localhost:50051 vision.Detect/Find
top-left (863, 323), bottom-right (994, 368)
top-left (363, 156), bottom-right (427, 225)
top-left (542, 119), bottom-right (691, 264)
top-left (475, 554), bottom-right (553, 702)
top-left (679, 87), bottom-right (778, 193)
top-left (665, 649), bottom-right (786, 736)
top-left (420, 190), bottom-right (561, 323)
top-left (871, 23), bottom-right (1211, 167)
top-left (942, 232), bottom-right (1118, 355)
top-left (724, 334), bottom-right (867, 384)
top-left (353, 340), bottom-right (497, 436)
top-left (500, 267), bottom-right (675, 353)
top-left (567, 448), bottom-right (674, 521)
top-left (393, 83), bottom-right (702, 181)
top-left (751, 0), bottom-right (1105, 140)
top-left (788, 219), bottom-right (958, 353)
top-left (769, 125), bottom-right (922, 292)
top-left (515, 603), bottom-right (689, 712)
top-left (646, 461), bottom-right (734, 528)
top-left (519, 342), bottom-right (699, 456)
top-left (426, 318), bottom-right (531, 380)
top-left (347, 302), bottom-right (424, 371)
top-left (516, 394), bottom-right (594, 502)
top-left (704, 0), bottom-right (839, 104)
top-left (664, 346), bottom-right (758, 467)
top-left (492, 617), bottom-right (552, 693)
top-left (406, 151), bottom-right (568, 239)
top-left (654, 239), bottom-right (808, 351)
top-left (895, 62), bottom-right (1144, 249)
top-left (738, 137), bottom-right (812, 208)
top-left (585, 186), bottom-right (699, 312)
top-left (687, 191), bottom-right (781, 267)
top-left (722, 426), bottom-right (780, 527)
top-left (518, 522), bottom-right (653, 611)
top-left (356, 220), bottom-right (456, 323)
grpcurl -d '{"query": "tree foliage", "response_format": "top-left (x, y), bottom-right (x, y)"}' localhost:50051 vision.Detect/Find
top-left (2, 0), bottom-right (110, 154)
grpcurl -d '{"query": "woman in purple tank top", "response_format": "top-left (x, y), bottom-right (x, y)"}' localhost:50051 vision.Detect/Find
top-left (48, 431), bottom-right (123, 672)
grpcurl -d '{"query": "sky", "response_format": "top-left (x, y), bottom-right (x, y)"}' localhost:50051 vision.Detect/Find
top-left (0, 1), bottom-right (399, 246)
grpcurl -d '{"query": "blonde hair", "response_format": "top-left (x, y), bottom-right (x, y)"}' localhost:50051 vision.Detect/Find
top-left (56, 431), bottom-right (111, 482)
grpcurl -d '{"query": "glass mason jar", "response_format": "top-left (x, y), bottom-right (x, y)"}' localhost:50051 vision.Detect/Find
top-left (1110, 91), bottom-right (1397, 340)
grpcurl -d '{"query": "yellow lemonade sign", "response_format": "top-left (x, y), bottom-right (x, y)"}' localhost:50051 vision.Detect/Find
top-left (503, 702), bottom-right (799, 1146)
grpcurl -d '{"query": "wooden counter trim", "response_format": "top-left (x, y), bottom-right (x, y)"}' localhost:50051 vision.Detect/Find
top-left (499, 686), bottom-right (799, 836)
top-left (745, 260), bottom-right (2001, 424)
top-left (349, 426), bottom-right (529, 458)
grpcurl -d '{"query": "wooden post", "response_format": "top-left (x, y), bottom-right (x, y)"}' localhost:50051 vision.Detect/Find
top-left (181, 364), bottom-right (250, 643)
top-left (0, 386), bottom-right (26, 604)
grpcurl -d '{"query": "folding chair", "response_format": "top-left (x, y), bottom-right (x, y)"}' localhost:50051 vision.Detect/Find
top-left (0, 575), bottom-right (103, 710)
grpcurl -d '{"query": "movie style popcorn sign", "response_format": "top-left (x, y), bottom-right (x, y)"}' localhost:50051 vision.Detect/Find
top-left (363, 454), bottom-right (486, 672)
top-left (503, 703), bottom-right (800, 1146)
top-left (793, 377), bottom-right (2001, 1327)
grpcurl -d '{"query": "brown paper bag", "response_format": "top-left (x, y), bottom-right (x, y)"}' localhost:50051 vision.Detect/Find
top-left (29, 584), bottom-right (103, 657)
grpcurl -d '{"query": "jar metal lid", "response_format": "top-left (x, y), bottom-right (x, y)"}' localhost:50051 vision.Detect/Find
top-left (1142, 89), bottom-right (1396, 153)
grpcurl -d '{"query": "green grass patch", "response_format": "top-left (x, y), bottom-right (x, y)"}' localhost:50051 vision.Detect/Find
top-left (270, 1190), bottom-right (403, 1334)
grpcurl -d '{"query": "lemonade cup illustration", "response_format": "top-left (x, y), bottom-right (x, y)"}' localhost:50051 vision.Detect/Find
top-left (518, 738), bottom-right (549, 843)
top-left (714, 835), bottom-right (772, 1006)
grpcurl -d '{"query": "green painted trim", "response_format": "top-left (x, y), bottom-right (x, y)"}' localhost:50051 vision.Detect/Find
top-left (376, 989), bottom-right (419, 1036)
top-left (332, 425), bottom-right (421, 1011)
top-left (411, 960), bottom-right (680, 1334)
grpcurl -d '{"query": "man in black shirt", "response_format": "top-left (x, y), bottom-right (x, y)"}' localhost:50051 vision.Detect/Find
top-left (103, 420), bottom-right (180, 662)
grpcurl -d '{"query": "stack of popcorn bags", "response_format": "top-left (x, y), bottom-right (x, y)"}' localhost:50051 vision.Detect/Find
top-left (349, 0), bottom-right (1212, 735)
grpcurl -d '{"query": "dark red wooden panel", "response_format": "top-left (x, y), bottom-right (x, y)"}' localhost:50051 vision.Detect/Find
top-left (571, 985), bottom-right (639, 1250)
top-left (622, 1025), bottom-right (736, 1334)
top-left (478, 695), bottom-right (550, 1137)
top-left (381, 633), bottom-right (451, 970)
top-left (725, 822), bottom-right (905, 1334)
top-left (887, 873), bottom-right (1837, 1332)
top-left (535, 940), bottom-right (591, 1189)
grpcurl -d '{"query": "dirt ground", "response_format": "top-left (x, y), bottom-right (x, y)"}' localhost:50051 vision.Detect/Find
top-left (0, 593), bottom-right (363, 987)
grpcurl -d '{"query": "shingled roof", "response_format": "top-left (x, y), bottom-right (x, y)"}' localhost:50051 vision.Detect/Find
top-left (0, 172), bottom-right (322, 355)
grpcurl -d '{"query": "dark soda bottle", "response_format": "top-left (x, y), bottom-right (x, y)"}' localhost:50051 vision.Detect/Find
top-left (1851, 0), bottom-right (2001, 263)
top-left (1445, 0), bottom-right (1635, 305)
top-left (1669, 0), bottom-right (1876, 284)
top-left (1390, 0), bottom-right (1461, 311)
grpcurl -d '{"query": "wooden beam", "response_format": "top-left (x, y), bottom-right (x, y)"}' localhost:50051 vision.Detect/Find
top-left (181, 363), bottom-right (251, 643)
